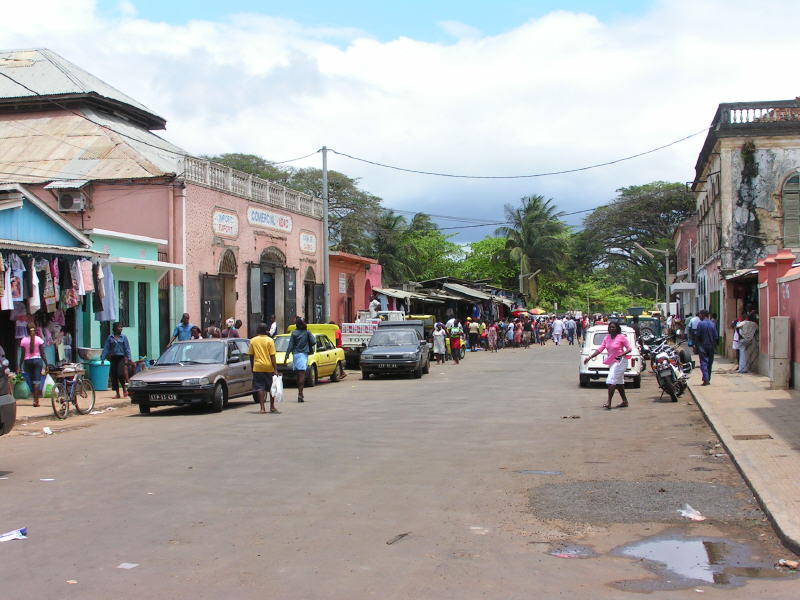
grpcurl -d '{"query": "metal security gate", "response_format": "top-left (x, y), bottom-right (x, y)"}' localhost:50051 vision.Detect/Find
top-left (247, 264), bottom-right (262, 338)
top-left (284, 267), bottom-right (297, 330)
top-left (200, 273), bottom-right (223, 332)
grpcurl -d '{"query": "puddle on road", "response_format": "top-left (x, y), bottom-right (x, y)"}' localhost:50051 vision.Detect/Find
top-left (609, 534), bottom-right (795, 592)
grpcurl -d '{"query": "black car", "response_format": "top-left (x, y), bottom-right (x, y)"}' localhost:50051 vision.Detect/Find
top-left (360, 327), bottom-right (430, 379)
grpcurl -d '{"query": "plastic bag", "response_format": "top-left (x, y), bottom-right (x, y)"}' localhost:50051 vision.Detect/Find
top-left (677, 503), bottom-right (706, 521)
top-left (42, 374), bottom-right (55, 397)
top-left (270, 374), bottom-right (284, 403)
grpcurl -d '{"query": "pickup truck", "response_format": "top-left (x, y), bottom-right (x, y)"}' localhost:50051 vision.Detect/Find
top-left (341, 310), bottom-right (405, 368)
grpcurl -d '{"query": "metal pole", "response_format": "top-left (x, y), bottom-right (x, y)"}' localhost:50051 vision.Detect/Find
top-left (322, 146), bottom-right (330, 322)
top-left (664, 248), bottom-right (670, 314)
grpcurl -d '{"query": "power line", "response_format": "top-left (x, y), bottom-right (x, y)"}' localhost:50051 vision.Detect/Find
top-left (328, 129), bottom-right (708, 179)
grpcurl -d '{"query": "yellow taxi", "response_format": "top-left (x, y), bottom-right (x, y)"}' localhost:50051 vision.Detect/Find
top-left (274, 324), bottom-right (346, 386)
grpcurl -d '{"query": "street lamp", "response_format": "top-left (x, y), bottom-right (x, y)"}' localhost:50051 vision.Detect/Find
top-left (640, 278), bottom-right (659, 304)
top-left (634, 242), bottom-right (669, 311)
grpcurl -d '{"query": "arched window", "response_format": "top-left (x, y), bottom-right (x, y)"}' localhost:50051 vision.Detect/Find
top-left (303, 266), bottom-right (316, 282)
top-left (783, 174), bottom-right (800, 248)
top-left (260, 246), bottom-right (286, 266)
top-left (218, 249), bottom-right (237, 276)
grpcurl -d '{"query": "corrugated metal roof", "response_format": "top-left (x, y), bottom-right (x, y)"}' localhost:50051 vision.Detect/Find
top-left (442, 282), bottom-right (492, 301)
top-left (0, 109), bottom-right (183, 182)
top-left (0, 49), bottom-right (164, 127)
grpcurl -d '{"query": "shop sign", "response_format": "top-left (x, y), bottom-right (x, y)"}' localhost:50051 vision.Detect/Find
top-left (339, 272), bottom-right (347, 294)
top-left (247, 207), bottom-right (292, 233)
top-left (212, 211), bottom-right (238, 238)
top-left (300, 231), bottom-right (317, 253)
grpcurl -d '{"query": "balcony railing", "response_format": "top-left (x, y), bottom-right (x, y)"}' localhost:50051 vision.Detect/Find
top-left (181, 156), bottom-right (323, 220)
top-left (716, 100), bottom-right (800, 132)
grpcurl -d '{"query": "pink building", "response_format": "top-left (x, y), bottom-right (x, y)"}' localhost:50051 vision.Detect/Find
top-left (328, 252), bottom-right (382, 324)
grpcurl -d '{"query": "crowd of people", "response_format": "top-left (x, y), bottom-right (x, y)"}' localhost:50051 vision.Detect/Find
top-left (430, 314), bottom-right (591, 364)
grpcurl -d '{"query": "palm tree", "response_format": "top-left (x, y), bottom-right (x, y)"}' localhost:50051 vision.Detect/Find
top-left (495, 195), bottom-right (568, 302)
top-left (372, 210), bottom-right (415, 285)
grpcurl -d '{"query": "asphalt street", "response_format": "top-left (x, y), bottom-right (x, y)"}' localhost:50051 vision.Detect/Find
top-left (1, 342), bottom-right (797, 599)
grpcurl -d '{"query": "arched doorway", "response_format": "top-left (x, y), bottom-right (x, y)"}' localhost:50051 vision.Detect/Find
top-left (345, 275), bottom-right (355, 323)
top-left (218, 249), bottom-right (237, 325)
top-left (247, 247), bottom-right (286, 337)
top-left (303, 266), bottom-right (323, 323)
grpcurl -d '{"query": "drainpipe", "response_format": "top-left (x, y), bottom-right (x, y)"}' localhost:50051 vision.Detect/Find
top-left (167, 182), bottom-right (175, 322)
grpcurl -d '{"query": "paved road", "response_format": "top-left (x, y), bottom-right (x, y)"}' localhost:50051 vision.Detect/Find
top-left (1, 343), bottom-right (796, 598)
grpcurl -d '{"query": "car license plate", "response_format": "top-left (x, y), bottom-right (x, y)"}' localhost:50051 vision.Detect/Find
top-left (378, 363), bottom-right (396, 368)
top-left (658, 370), bottom-right (672, 378)
top-left (150, 393), bottom-right (177, 401)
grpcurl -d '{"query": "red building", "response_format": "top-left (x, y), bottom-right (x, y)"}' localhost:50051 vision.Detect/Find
top-left (328, 252), bottom-right (382, 324)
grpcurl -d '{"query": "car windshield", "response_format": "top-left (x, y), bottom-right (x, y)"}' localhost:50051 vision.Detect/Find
top-left (274, 336), bottom-right (291, 352)
top-left (370, 331), bottom-right (418, 346)
top-left (157, 342), bottom-right (224, 365)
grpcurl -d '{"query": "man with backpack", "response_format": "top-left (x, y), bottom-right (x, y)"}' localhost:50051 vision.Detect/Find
top-left (283, 318), bottom-right (316, 402)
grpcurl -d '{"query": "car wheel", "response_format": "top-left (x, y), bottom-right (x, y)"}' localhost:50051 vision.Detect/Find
top-left (305, 365), bottom-right (318, 387)
top-left (579, 374), bottom-right (589, 387)
top-left (211, 382), bottom-right (225, 412)
top-left (632, 375), bottom-right (641, 389)
top-left (139, 402), bottom-right (151, 415)
top-left (331, 361), bottom-right (343, 382)
top-left (413, 368), bottom-right (422, 379)
top-left (361, 369), bottom-right (370, 380)
top-left (422, 359), bottom-right (429, 375)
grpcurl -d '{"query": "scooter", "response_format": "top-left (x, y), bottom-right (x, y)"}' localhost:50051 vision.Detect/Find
top-left (651, 343), bottom-right (693, 402)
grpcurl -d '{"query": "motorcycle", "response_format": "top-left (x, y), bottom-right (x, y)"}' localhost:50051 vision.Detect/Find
top-left (650, 340), bottom-right (693, 402)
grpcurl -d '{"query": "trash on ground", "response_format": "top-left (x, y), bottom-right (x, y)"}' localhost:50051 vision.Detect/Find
top-left (678, 504), bottom-right (706, 521)
top-left (89, 410), bottom-right (104, 415)
top-left (117, 562), bottom-right (139, 569)
top-left (39, 478), bottom-right (55, 482)
top-left (775, 559), bottom-right (799, 570)
top-left (561, 415), bottom-right (581, 419)
top-left (469, 526), bottom-right (490, 535)
top-left (66, 580), bottom-right (78, 584)
top-left (42, 427), bottom-right (53, 435)
top-left (106, 406), bottom-right (117, 411)
top-left (386, 532), bottom-right (410, 545)
top-left (0, 527), bottom-right (27, 542)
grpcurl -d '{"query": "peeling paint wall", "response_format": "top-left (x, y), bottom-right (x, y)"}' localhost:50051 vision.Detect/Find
top-left (724, 139), bottom-right (800, 269)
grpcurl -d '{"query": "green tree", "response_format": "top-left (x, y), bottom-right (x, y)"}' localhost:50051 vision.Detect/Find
top-left (204, 153), bottom-right (292, 185)
top-left (455, 237), bottom-right (518, 287)
top-left (495, 195), bottom-right (568, 302)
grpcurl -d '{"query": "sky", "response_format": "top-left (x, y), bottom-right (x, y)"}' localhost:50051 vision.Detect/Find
top-left (2, 0), bottom-right (799, 241)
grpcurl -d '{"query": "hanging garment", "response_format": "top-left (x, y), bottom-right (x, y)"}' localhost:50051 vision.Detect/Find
top-left (70, 260), bottom-right (85, 296)
top-left (94, 264), bottom-right (117, 322)
top-left (8, 253), bottom-right (25, 303)
top-left (59, 258), bottom-right (72, 290)
top-left (79, 259), bottom-right (94, 293)
top-left (91, 263), bottom-right (104, 312)
top-left (0, 254), bottom-right (12, 311)
top-left (28, 258), bottom-right (41, 313)
top-left (0, 253), bottom-right (6, 303)
top-left (50, 259), bottom-right (60, 298)
top-left (52, 309), bottom-right (66, 326)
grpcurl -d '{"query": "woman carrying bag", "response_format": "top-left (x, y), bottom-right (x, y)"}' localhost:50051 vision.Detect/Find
top-left (283, 318), bottom-right (316, 402)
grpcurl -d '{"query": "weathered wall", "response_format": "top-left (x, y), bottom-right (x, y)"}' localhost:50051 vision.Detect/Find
top-left (723, 138), bottom-right (800, 269)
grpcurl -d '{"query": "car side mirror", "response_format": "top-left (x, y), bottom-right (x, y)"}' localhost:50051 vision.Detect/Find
top-left (228, 352), bottom-right (241, 364)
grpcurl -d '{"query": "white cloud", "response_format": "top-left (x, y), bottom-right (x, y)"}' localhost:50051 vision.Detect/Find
top-left (439, 20), bottom-right (481, 40)
top-left (1, 0), bottom-right (799, 238)
top-left (118, 0), bottom-right (137, 18)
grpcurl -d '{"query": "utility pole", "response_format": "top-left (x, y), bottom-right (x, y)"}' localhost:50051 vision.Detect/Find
top-left (321, 146), bottom-right (330, 322)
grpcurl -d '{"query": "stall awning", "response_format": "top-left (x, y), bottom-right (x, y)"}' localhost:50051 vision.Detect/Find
top-left (442, 282), bottom-right (492, 301)
top-left (373, 287), bottom-right (416, 300)
top-left (670, 282), bottom-right (697, 293)
top-left (492, 295), bottom-right (514, 307)
top-left (0, 238), bottom-right (106, 258)
top-left (105, 257), bottom-right (184, 282)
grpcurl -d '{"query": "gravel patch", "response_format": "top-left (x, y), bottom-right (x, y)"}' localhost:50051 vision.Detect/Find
top-left (528, 480), bottom-right (760, 523)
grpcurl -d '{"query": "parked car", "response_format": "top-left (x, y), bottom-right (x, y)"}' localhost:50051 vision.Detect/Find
top-left (128, 338), bottom-right (253, 414)
top-left (275, 324), bottom-right (346, 386)
top-left (578, 324), bottom-right (642, 387)
top-left (360, 327), bottom-right (430, 379)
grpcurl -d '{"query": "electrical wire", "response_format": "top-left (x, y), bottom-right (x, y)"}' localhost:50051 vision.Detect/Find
top-left (328, 129), bottom-right (708, 179)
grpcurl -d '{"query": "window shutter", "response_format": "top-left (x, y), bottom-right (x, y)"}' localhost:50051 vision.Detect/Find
top-left (783, 176), bottom-right (800, 248)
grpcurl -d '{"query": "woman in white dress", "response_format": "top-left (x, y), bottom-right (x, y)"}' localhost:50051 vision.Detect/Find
top-left (432, 323), bottom-right (447, 364)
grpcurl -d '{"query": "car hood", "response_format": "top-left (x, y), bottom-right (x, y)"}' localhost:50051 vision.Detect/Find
top-left (363, 344), bottom-right (420, 355)
top-left (131, 364), bottom-right (223, 382)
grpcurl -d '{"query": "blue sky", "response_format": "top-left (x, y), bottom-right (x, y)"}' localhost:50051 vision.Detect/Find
top-left (99, 0), bottom-right (649, 42)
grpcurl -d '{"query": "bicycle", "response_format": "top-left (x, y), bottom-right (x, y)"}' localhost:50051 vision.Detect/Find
top-left (50, 364), bottom-right (95, 419)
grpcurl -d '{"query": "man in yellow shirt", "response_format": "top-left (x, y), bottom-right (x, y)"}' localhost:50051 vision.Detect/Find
top-left (247, 322), bottom-right (279, 414)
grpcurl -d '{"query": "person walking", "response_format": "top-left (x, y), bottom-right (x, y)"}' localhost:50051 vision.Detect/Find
top-left (564, 317), bottom-right (576, 345)
top-left (268, 315), bottom-right (277, 338)
top-left (551, 316), bottom-right (564, 345)
top-left (19, 324), bottom-right (46, 407)
top-left (248, 322), bottom-right (279, 414)
top-left (487, 321), bottom-right (498, 352)
top-left (735, 313), bottom-right (758, 374)
top-left (101, 322), bottom-right (132, 399)
top-left (521, 318), bottom-right (532, 348)
top-left (283, 318), bottom-right (316, 402)
top-left (169, 313), bottom-right (194, 345)
top-left (513, 319), bottom-right (522, 347)
top-left (583, 321), bottom-right (631, 409)
top-left (433, 322), bottom-right (447, 364)
top-left (221, 318), bottom-right (240, 338)
top-left (730, 314), bottom-right (742, 364)
top-left (538, 318), bottom-right (548, 346)
top-left (694, 310), bottom-right (718, 385)
top-left (448, 320), bottom-right (463, 364)
top-left (467, 318), bottom-right (480, 352)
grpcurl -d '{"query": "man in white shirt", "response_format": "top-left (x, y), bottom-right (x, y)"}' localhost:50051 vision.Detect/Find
top-left (368, 294), bottom-right (381, 318)
top-left (551, 317), bottom-right (565, 345)
top-left (268, 314), bottom-right (277, 338)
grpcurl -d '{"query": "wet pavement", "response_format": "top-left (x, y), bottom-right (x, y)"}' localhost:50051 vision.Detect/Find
top-left (0, 342), bottom-right (797, 598)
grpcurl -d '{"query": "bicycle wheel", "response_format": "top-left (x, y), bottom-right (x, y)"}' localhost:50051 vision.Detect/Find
top-left (51, 383), bottom-right (69, 419)
top-left (75, 377), bottom-right (96, 414)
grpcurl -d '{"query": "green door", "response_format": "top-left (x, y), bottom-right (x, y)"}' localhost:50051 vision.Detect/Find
top-left (710, 290), bottom-right (722, 352)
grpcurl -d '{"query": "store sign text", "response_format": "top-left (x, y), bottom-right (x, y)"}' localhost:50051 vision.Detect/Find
top-left (300, 232), bottom-right (317, 253)
top-left (212, 211), bottom-right (239, 237)
top-left (247, 207), bottom-right (293, 233)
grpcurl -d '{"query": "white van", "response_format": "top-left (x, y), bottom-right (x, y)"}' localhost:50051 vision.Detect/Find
top-left (578, 324), bottom-right (642, 387)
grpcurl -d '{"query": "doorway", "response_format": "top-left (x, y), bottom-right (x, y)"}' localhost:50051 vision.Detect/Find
top-left (219, 249), bottom-right (238, 324)
top-left (303, 267), bottom-right (316, 323)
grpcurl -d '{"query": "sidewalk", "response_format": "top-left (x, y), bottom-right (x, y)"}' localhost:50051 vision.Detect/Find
top-left (13, 388), bottom-right (132, 425)
top-left (688, 355), bottom-right (800, 554)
